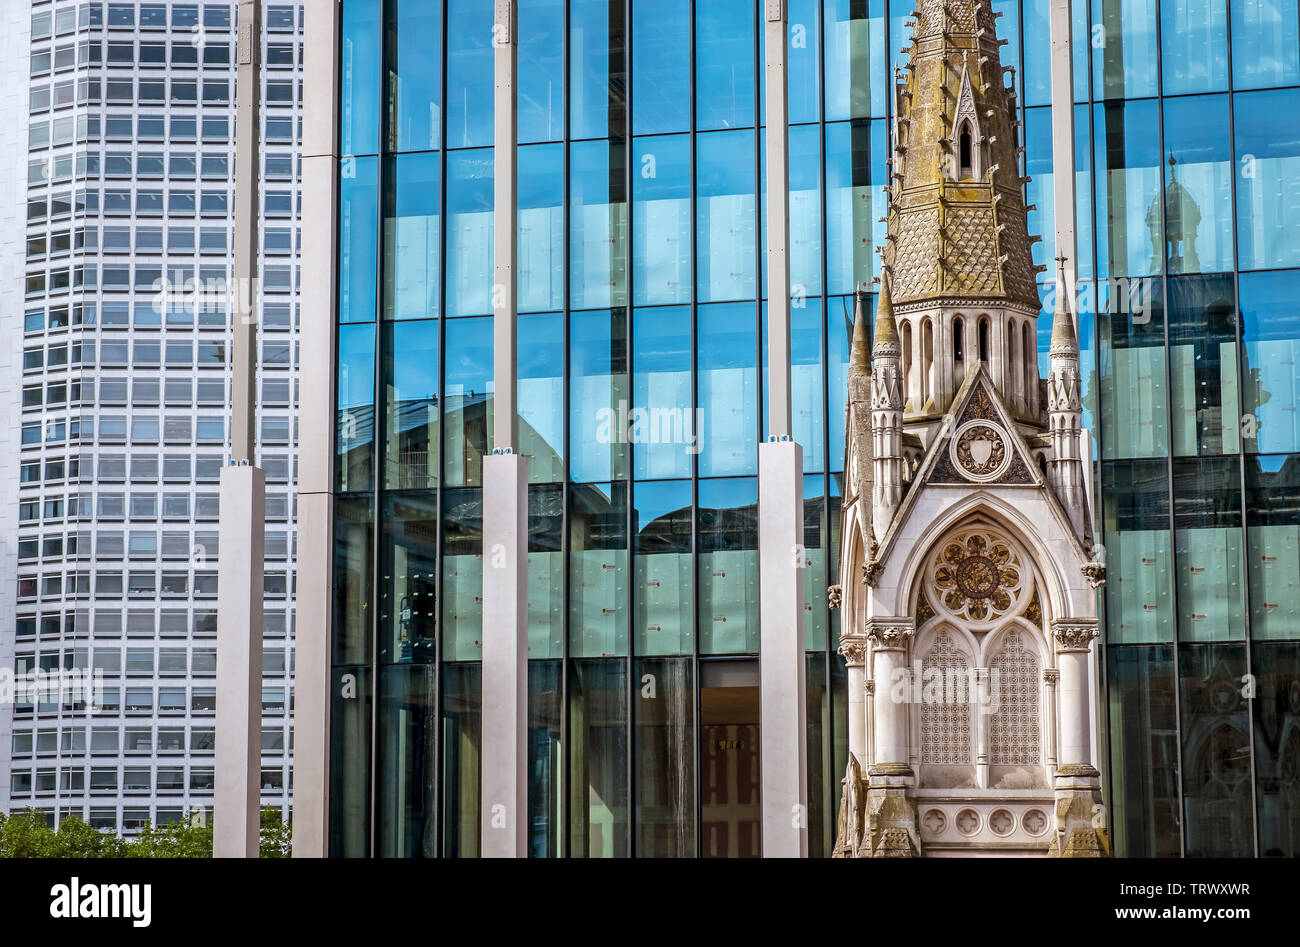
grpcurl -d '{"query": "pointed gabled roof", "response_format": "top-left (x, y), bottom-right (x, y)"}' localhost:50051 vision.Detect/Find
top-left (868, 364), bottom-right (1091, 567)
top-left (872, 273), bottom-right (899, 353)
top-left (849, 287), bottom-right (872, 376)
top-left (881, 0), bottom-right (1041, 308)
top-left (1050, 254), bottom-right (1078, 352)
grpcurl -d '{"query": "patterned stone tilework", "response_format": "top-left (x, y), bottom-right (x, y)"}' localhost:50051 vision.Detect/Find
top-left (990, 629), bottom-right (1041, 765)
top-left (893, 207), bottom-right (941, 301)
top-left (944, 206), bottom-right (1003, 296)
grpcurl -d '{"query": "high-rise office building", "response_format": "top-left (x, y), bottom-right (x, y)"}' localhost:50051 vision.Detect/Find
top-left (296, 0), bottom-right (1300, 859)
top-left (1, 0), bottom-right (303, 834)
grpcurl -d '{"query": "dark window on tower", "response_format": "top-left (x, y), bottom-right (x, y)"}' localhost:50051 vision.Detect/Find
top-left (978, 318), bottom-right (990, 363)
top-left (953, 317), bottom-right (964, 361)
top-left (959, 123), bottom-right (973, 179)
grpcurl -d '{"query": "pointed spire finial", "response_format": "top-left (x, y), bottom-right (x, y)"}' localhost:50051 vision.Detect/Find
top-left (873, 272), bottom-right (899, 350)
top-left (849, 285), bottom-right (872, 376)
top-left (1051, 253), bottom-right (1078, 350)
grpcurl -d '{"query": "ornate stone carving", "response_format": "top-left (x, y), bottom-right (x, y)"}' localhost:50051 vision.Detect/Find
top-left (930, 529), bottom-right (1024, 624)
top-left (1042, 668), bottom-right (1060, 685)
top-left (865, 621), bottom-right (914, 650)
top-left (1081, 560), bottom-right (1107, 589)
top-left (837, 636), bottom-right (868, 666)
top-left (1051, 620), bottom-right (1099, 653)
top-left (827, 584), bottom-right (843, 609)
top-left (950, 420), bottom-right (1012, 482)
top-left (863, 559), bottom-right (883, 587)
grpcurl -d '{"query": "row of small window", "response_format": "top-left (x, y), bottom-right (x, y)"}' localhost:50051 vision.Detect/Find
top-left (32, 39), bottom-right (297, 79)
top-left (22, 339), bottom-right (295, 375)
top-left (12, 724), bottom-right (291, 759)
top-left (94, 40), bottom-right (300, 70)
top-left (31, 154), bottom-right (299, 193)
top-left (34, 151), bottom-right (232, 183)
top-left (26, 224), bottom-right (294, 260)
top-left (30, 152), bottom-right (298, 188)
top-left (15, 608), bottom-right (294, 640)
top-left (19, 528), bottom-right (294, 562)
top-left (26, 187), bottom-right (299, 222)
top-left (28, 114), bottom-right (298, 155)
top-left (16, 570), bottom-right (294, 602)
top-left (17, 491), bottom-right (294, 524)
top-left (21, 453), bottom-right (295, 488)
top-left (14, 646), bottom-right (292, 679)
top-left (20, 415), bottom-right (298, 447)
top-left (23, 301), bottom-right (297, 333)
top-left (27, 263), bottom-right (297, 298)
top-left (32, 3), bottom-right (242, 37)
top-left (26, 808), bottom-right (208, 834)
top-left (12, 683), bottom-right (292, 715)
top-left (11, 766), bottom-right (290, 797)
top-left (23, 378), bottom-right (293, 411)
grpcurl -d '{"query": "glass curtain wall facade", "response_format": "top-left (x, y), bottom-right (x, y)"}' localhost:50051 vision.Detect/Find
top-left (331, 0), bottom-right (1300, 857)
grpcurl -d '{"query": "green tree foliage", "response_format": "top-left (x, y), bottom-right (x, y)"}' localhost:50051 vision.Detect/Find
top-left (0, 806), bottom-right (291, 858)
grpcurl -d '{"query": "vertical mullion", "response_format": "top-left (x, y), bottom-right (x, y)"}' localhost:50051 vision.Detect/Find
top-left (1221, 4), bottom-right (1260, 856)
top-left (1150, 4), bottom-right (1187, 858)
top-left (432, 0), bottom-right (449, 859)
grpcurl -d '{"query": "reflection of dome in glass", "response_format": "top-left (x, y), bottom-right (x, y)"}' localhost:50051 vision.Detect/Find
top-left (1148, 154), bottom-right (1202, 274)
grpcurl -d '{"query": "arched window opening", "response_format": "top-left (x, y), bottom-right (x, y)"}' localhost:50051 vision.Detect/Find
top-left (902, 320), bottom-right (914, 407)
top-left (978, 318), bottom-right (990, 363)
top-left (1008, 320), bottom-right (1020, 404)
top-left (1023, 322), bottom-right (1036, 411)
top-left (919, 629), bottom-right (971, 765)
top-left (990, 629), bottom-right (1041, 766)
top-left (952, 317), bottom-right (964, 362)
top-left (959, 122), bottom-right (974, 179)
top-left (921, 317), bottom-right (934, 408)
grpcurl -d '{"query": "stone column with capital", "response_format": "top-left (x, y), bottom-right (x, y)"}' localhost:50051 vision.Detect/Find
top-left (864, 620), bottom-right (921, 857)
top-left (838, 636), bottom-right (869, 771)
top-left (1048, 619), bottom-right (1109, 857)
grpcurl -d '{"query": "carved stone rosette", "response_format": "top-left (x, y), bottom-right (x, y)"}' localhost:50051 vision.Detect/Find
top-left (1051, 619), bottom-right (1099, 653)
top-left (837, 635), bottom-right (868, 667)
top-left (865, 620), bottom-right (915, 652)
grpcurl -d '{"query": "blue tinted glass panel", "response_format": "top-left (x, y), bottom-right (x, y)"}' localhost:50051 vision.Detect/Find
top-left (447, 0), bottom-right (494, 148)
top-left (1091, 0), bottom-right (1158, 99)
top-left (445, 149), bottom-right (494, 316)
top-left (634, 480), bottom-right (694, 655)
top-left (632, 305), bottom-right (693, 480)
top-left (1161, 0), bottom-right (1229, 94)
top-left (382, 320), bottom-right (439, 490)
top-left (698, 302), bottom-right (758, 476)
top-left (570, 0), bottom-right (627, 140)
top-left (443, 317), bottom-right (493, 487)
top-left (570, 309), bottom-right (630, 482)
top-left (339, 156), bottom-right (378, 323)
top-left (520, 0), bottom-right (564, 143)
top-left (826, 120), bottom-right (886, 293)
top-left (518, 311), bottom-right (566, 483)
top-left (697, 478), bottom-right (759, 654)
top-left (1093, 100), bottom-right (1162, 279)
top-left (824, 0), bottom-right (886, 120)
top-left (337, 323), bottom-right (376, 491)
top-left (383, 153), bottom-right (440, 320)
top-left (632, 135), bottom-right (691, 306)
top-left (1235, 89), bottom-right (1300, 271)
top-left (695, 0), bottom-right (755, 131)
top-left (1163, 95), bottom-right (1233, 275)
top-left (788, 0), bottom-right (821, 124)
top-left (697, 129), bottom-right (756, 302)
top-left (570, 140), bottom-right (628, 309)
top-left (632, 0), bottom-right (690, 134)
top-left (762, 300), bottom-right (826, 472)
top-left (387, 0), bottom-right (442, 152)
top-left (1232, 0), bottom-right (1300, 90)
top-left (341, 0), bottom-right (381, 156)
top-left (1240, 270), bottom-right (1300, 455)
top-left (519, 144), bottom-right (564, 312)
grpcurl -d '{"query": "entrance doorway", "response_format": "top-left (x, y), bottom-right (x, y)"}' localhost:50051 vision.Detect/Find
top-left (700, 660), bottom-right (761, 858)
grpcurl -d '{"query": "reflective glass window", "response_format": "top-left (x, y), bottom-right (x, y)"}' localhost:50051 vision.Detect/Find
top-left (697, 129), bottom-right (756, 302)
top-left (698, 478), bottom-right (759, 654)
top-left (386, 0), bottom-right (442, 153)
top-left (634, 480), bottom-right (693, 655)
top-left (383, 153), bottom-right (440, 320)
top-left (570, 140), bottom-right (628, 309)
top-left (631, 0), bottom-right (689, 135)
top-left (382, 320), bottom-right (439, 490)
top-left (1234, 89), bottom-right (1300, 271)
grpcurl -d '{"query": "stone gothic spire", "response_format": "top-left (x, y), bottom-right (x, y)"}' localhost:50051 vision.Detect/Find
top-left (871, 275), bottom-right (904, 539)
top-left (882, 0), bottom-right (1042, 309)
top-left (1046, 253), bottom-right (1089, 542)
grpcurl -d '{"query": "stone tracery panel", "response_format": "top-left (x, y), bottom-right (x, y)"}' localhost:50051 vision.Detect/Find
top-left (990, 628), bottom-right (1042, 766)
top-left (920, 629), bottom-right (972, 765)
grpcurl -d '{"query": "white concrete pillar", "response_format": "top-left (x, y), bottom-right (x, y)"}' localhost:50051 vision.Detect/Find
top-left (479, 0), bottom-right (530, 859)
top-left (863, 678), bottom-right (876, 767)
top-left (214, 465), bottom-right (265, 858)
top-left (1049, 0), bottom-right (1077, 274)
top-left (480, 453), bottom-right (530, 857)
top-left (1052, 621), bottom-right (1099, 769)
top-left (866, 623), bottom-right (913, 770)
top-left (763, 0), bottom-right (792, 437)
top-left (759, 440), bottom-right (807, 857)
top-left (292, 0), bottom-right (341, 859)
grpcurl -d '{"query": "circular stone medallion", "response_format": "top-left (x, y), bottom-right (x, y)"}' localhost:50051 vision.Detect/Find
top-left (949, 420), bottom-right (1013, 483)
